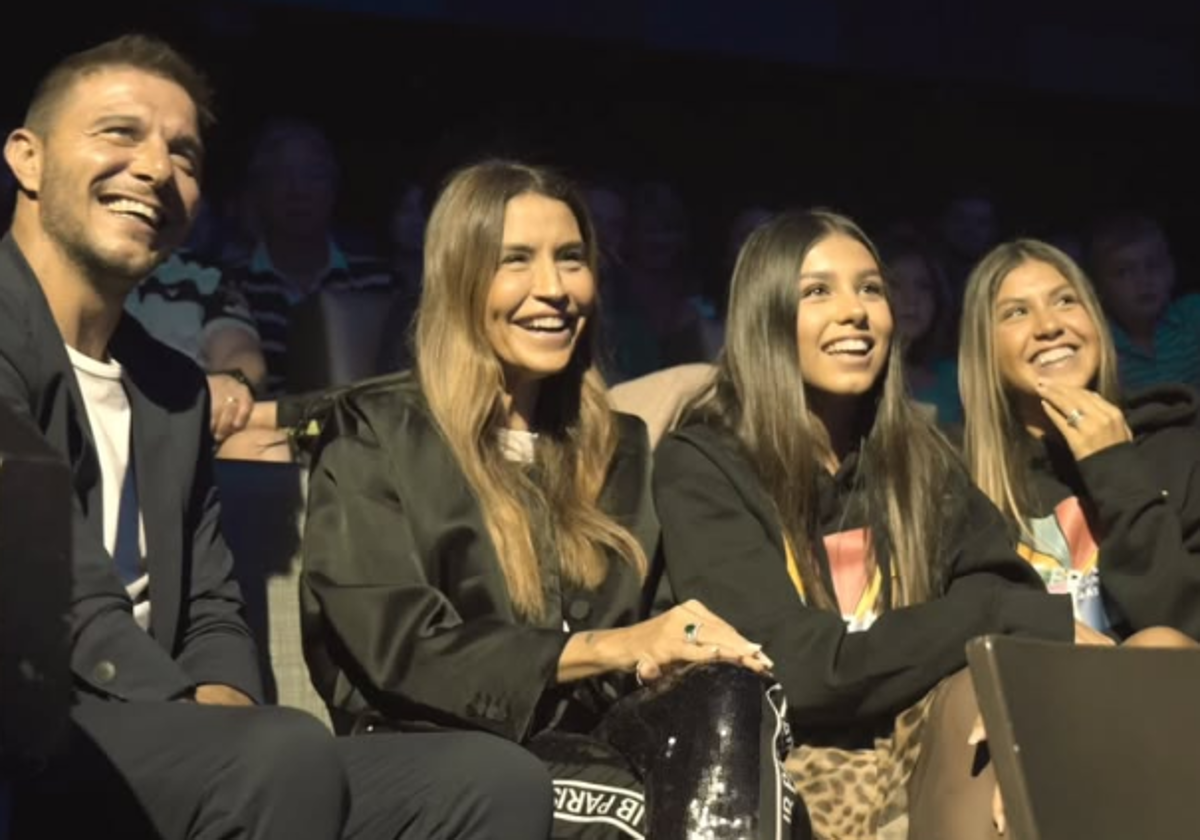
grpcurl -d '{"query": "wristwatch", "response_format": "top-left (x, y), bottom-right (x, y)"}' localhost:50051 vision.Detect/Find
top-left (214, 368), bottom-right (256, 397)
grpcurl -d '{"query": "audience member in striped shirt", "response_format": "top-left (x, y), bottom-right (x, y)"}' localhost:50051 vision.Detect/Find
top-left (1088, 213), bottom-right (1200, 393)
top-left (125, 249), bottom-right (265, 443)
top-left (226, 118), bottom-right (392, 396)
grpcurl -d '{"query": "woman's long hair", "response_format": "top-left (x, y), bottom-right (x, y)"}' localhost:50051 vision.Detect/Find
top-left (685, 209), bottom-right (959, 610)
top-left (415, 160), bottom-right (647, 620)
top-left (959, 239), bottom-right (1120, 533)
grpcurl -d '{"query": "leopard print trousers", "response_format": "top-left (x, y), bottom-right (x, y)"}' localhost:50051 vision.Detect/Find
top-left (785, 693), bottom-right (934, 840)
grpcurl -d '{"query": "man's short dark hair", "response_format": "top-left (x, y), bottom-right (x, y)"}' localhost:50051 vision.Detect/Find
top-left (24, 33), bottom-right (215, 136)
top-left (1087, 213), bottom-right (1167, 270)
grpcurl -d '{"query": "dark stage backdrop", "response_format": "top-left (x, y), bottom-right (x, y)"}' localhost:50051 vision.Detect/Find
top-left (3, 0), bottom-right (1197, 287)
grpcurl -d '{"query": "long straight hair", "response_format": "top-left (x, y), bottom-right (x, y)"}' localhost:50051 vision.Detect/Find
top-left (959, 239), bottom-right (1120, 533)
top-left (415, 160), bottom-right (647, 620)
top-left (686, 209), bottom-right (959, 610)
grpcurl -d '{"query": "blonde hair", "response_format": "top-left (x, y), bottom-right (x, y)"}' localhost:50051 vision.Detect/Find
top-left (415, 160), bottom-right (647, 620)
top-left (959, 239), bottom-right (1120, 532)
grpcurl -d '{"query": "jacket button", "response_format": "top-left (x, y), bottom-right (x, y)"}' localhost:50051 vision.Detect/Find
top-left (568, 600), bottom-right (591, 621)
top-left (92, 660), bottom-right (117, 685)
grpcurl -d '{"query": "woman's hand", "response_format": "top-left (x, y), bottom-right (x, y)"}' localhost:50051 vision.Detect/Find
top-left (557, 599), bottom-right (773, 684)
top-left (1036, 381), bottom-right (1132, 462)
top-left (968, 714), bottom-right (1007, 834)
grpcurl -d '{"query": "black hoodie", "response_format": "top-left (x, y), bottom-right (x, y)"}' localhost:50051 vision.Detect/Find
top-left (1020, 384), bottom-right (1200, 639)
top-left (655, 422), bottom-right (1073, 748)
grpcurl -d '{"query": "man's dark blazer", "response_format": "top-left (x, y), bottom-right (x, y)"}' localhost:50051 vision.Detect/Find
top-left (0, 233), bottom-right (263, 704)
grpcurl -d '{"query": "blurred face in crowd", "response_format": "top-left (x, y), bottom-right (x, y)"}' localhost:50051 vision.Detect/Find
top-left (583, 186), bottom-right (627, 265)
top-left (887, 252), bottom-right (938, 349)
top-left (1092, 232), bottom-right (1175, 331)
top-left (253, 132), bottom-right (337, 240)
top-left (630, 182), bottom-right (688, 273)
top-left (389, 184), bottom-right (427, 254)
top-left (728, 206), bottom-right (772, 267)
top-left (941, 196), bottom-right (998, 260)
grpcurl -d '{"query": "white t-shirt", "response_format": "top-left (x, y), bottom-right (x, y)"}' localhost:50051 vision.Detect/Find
top-left (66, 345), bottom-right (150, 630)
top-left (497, 427), bottom-right (538, 465)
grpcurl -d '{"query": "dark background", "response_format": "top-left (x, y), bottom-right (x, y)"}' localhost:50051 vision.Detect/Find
top-left (5, 0), bottom-right (1198, 286)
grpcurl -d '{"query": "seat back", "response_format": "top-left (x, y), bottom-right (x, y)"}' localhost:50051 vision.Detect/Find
top-left (286, 288), bottom-right (397, 393)
top-left (967, 634), bottom-right (1200, 840)
top-left (216, 458), bottom-right (330, 727)
top-left (609, 363), bottom-right (716, 448)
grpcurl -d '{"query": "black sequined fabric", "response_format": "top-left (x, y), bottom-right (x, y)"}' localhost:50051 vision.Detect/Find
top-left (599, 662), bottom-right (812, 840)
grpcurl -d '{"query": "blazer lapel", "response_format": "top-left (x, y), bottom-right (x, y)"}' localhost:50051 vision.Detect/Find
top-left (5, 234), bottom-right (106, 540)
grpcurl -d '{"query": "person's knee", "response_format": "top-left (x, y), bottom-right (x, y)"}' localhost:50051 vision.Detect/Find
top-left (929, 667), bottom-right (979, 732)
top-left (232, 707), bottom-right (347, 800)
top-left (1124, 626), bottom-right (1200, 649)
top-left (450, 732), bottom-right (553, 812)
top-left (416, 732), bottom-right (553, 840)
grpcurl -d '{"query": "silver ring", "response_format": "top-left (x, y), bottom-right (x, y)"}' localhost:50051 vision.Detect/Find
top-left (684, 621), bottom-right (703, 645)
top-left (1066, 408), bottom-right (1084, 428)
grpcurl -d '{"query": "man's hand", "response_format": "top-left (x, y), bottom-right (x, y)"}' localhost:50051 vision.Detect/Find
top-left (207, 373), bottom-right (254, 443)
top-left (194, 683), bottom-right (255, 707)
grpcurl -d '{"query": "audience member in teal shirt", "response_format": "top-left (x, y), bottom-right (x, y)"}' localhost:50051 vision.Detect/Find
top-left (913, 357), bottom-right (964, 427)
top-left (879, 230), bottom-right (964, 427)
top-left (1088, 213), bottom-right (1200, 392)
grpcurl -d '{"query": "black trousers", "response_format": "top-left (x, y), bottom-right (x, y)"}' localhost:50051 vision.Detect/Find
top-left (10, 698), bottom-right (552, 840)
top-left (529, 663), bottom-right (811, 840)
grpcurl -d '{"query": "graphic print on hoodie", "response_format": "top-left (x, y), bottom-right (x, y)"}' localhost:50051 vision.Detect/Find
top-left (1018, 496), bottom-right (1108, 632)
top-left (786, 528), bottom-right (881, 632)
top-left (781, 451), bottom-right (888, 632)
top-left (1014, 384), bottom-right (1200, 634)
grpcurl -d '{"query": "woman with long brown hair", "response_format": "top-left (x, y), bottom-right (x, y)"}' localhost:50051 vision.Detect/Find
top-left (959, 238), bottom-right (1200, 641)
top-left (300, 160), bottom-right (800, 839)
top-left (654, 209), bottom-right (1078, 840)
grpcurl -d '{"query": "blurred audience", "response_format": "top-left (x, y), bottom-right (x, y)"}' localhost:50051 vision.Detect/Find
top-left (1087, 213), bottom-right (1200, 393)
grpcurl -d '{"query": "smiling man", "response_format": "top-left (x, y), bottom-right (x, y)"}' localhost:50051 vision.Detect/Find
top-left (0, 34), bottom-right (551, 840)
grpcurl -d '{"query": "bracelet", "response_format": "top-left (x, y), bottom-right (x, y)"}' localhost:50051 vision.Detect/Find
top-left (214, 368), bottom-right (255, 397)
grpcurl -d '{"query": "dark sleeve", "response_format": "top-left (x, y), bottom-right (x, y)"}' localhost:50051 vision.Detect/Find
top-left (0, 352), bottom-right (199, 702)
top-left (300, 398), bottom-right (570, 741)
top-left (653, 434), bottom-right (1073, 726)
top-left (1076, 433), bottom-right (1200, 637)
top-left (276, 388), bottom-right (344, 432)
top-left (173, 395), bottom-right (265, 702)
